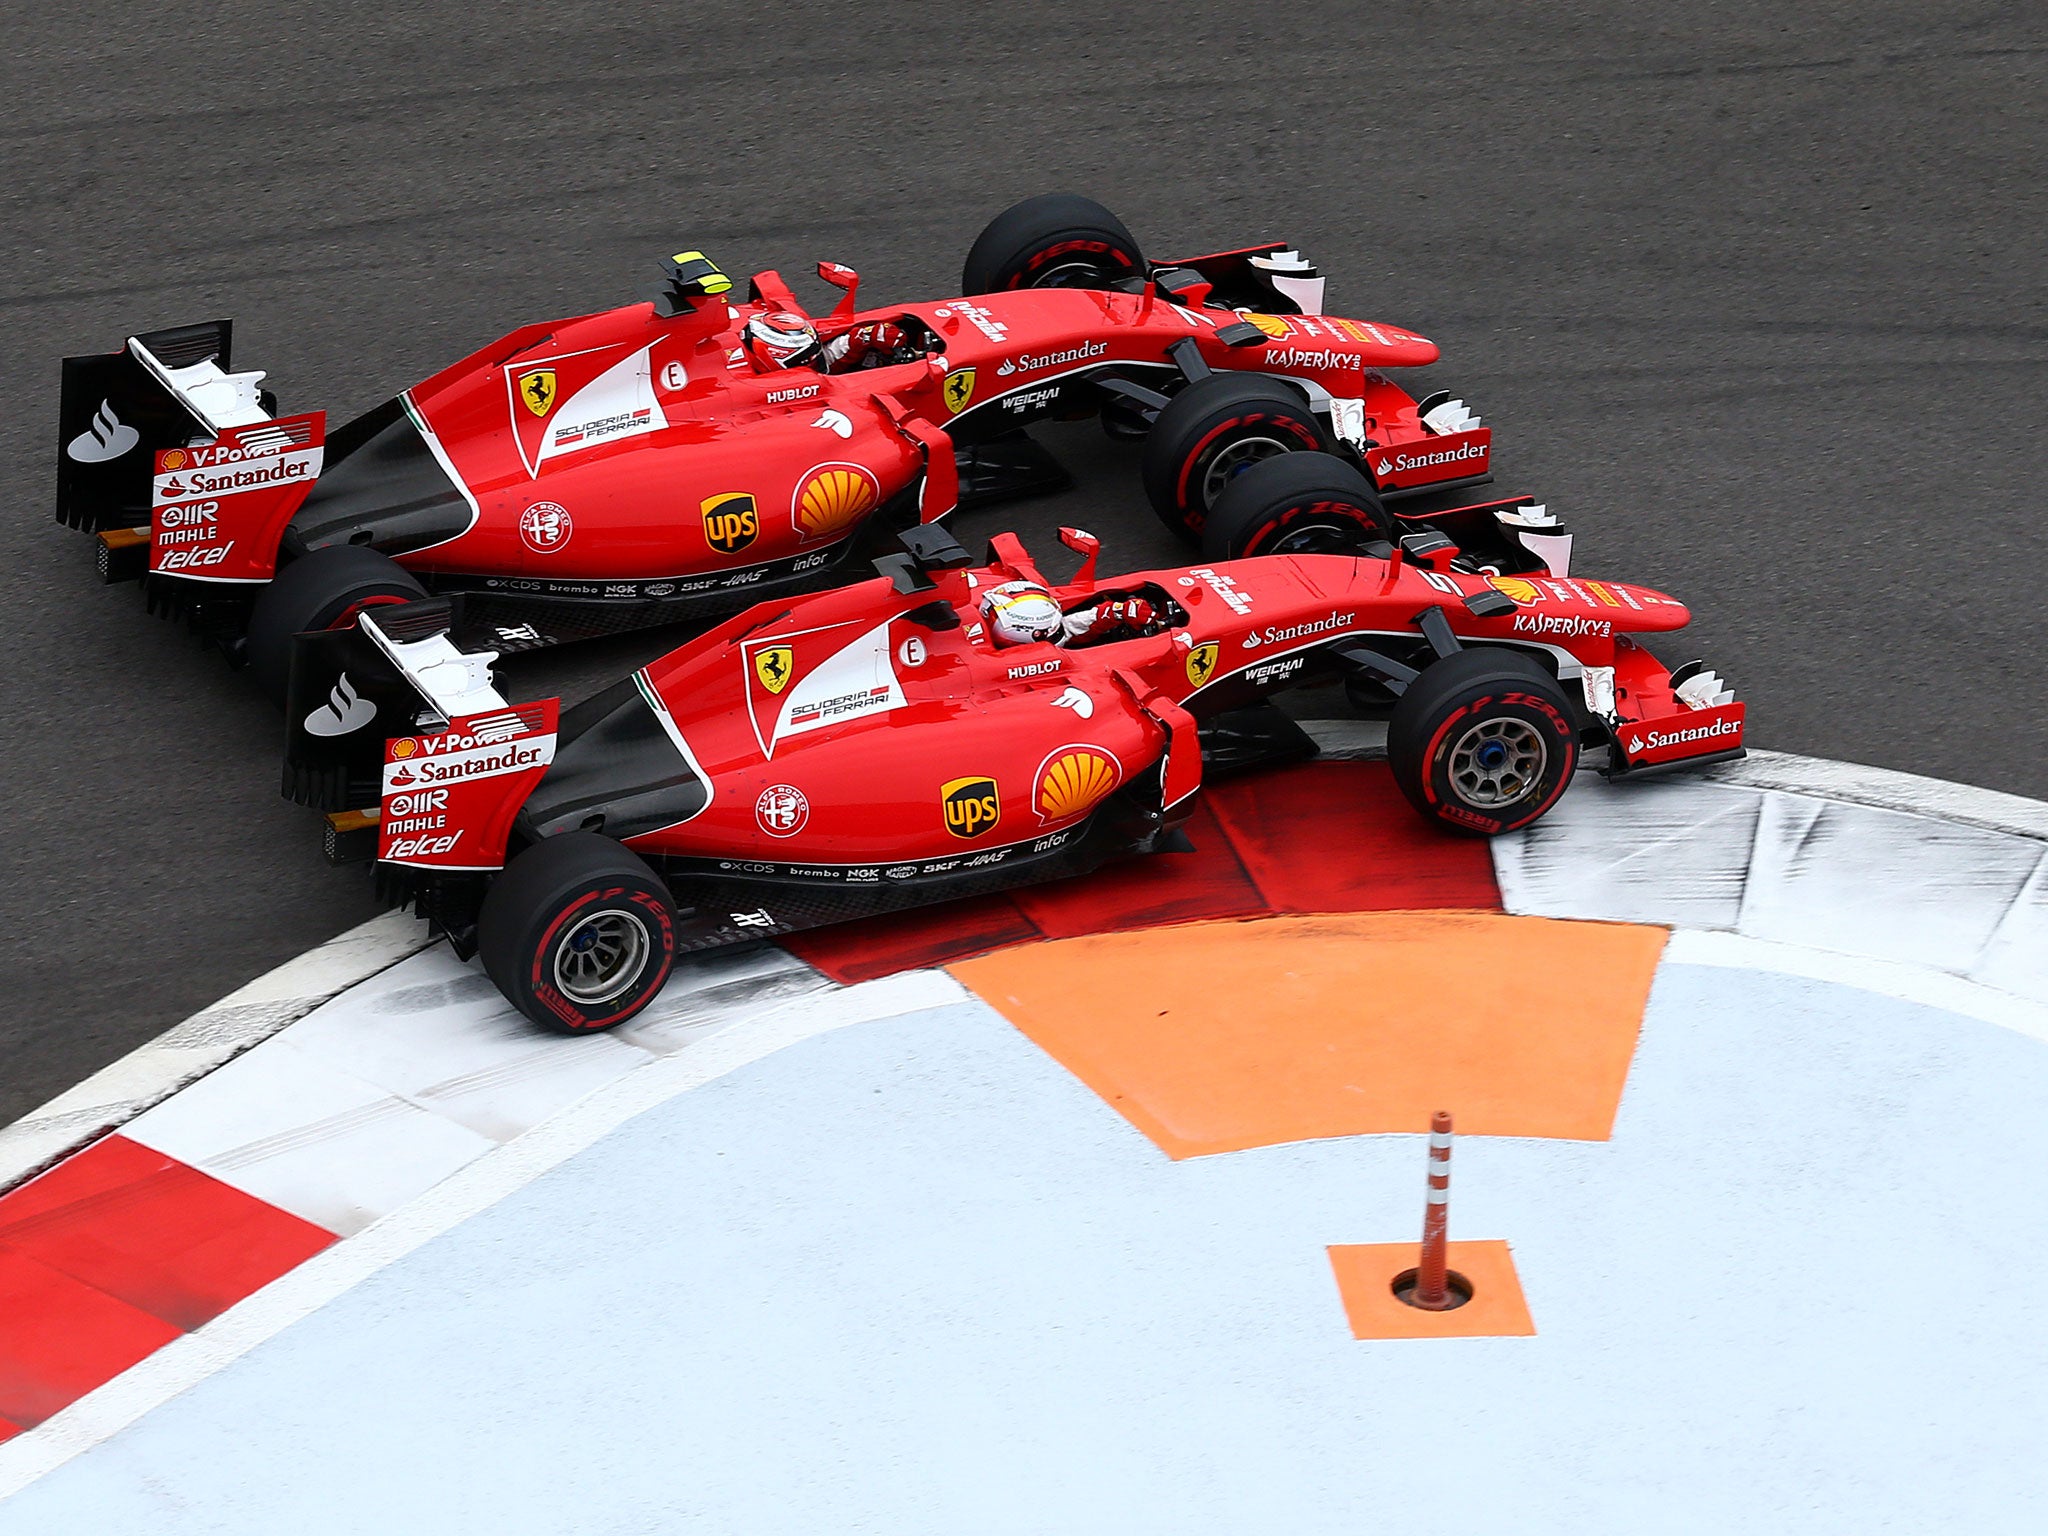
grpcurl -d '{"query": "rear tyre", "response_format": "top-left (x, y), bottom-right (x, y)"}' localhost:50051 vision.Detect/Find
top-left (961, 194), bottom-right (1145, 294)
top-left (1201, 451), bottom-right (1392, 561)
top-left (1385, 649), bottom-right (1579, 836)
top-left (1140, 374), bottom-right (1328, 541)
top-left (246, 545), bottom-right (426, 703)
top-left (478, 833), bottom-right (680, 1034)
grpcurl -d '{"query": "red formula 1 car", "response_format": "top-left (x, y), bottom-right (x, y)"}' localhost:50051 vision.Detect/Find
top-left (283, 481), bottom-right (1743, 1034)
top-left (56, 194), bottom-right (1494, 696)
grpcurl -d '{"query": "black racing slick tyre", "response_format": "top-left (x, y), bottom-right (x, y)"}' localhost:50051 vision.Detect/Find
top-left (478, 833), bottom-right (680, 1034)
top-left (961, 194), bottom-right (1145, 294)
top-left (1140, 374), bottom-right (1329, 541)
top-left (1386, 650), bottom-right (1580, 836)
top-left (245, 545), bottom-right (427, 703)
top-left (1202, 451), bottom-right (1393, 561)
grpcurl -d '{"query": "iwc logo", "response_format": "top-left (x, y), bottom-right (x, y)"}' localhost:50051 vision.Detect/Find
top-left (942, 776), bottom-right (1001, 840)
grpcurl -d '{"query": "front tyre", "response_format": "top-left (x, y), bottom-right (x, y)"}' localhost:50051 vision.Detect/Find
top-left (478, 833), bottom-right (679, 1034)
top-left (1140, 374), bottom-right (1328, 541)
top-left (1386, 650), bottom-right (1579, 836)
top-left (245, 545), bottom-right (427, 703)
top-left (961, 194), bottom-right (1145, 293)
top-left (1202, 451), bottom-right (1392, 561)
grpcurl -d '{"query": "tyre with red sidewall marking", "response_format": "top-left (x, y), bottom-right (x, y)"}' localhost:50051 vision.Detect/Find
top-left (1202, 450), bottom-right (1391, 560)
top-left (1386, 649), bottom-right (1580, 836)
top-left (961, 194), bottom-right (1144, 293)
top-left (1141, 374), bottom-right (1328, 541)
top-left (478, 832), bottom-right (679, 1034)
top-left (246, 544), bottom-right (427, 702)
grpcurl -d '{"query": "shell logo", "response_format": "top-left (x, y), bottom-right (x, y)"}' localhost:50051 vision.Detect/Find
top-left (793, 463), bottom-right (881, 543)
top-left (159, 448), bottom-right (188, 471)
top-left (1035, 747), bottom-right (1120, 824)
top-left (1243, 312), bottom-right (1293, 338)
top-left (1486, 575), bottom-right (1543, 606)
top-left (390, 737), bottom-right (419, 759)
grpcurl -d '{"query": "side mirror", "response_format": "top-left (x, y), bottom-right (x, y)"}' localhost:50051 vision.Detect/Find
top-left (1058, 526), bottom-right (1100, 587)
top-left (817, 261), bottom-right (860, 322)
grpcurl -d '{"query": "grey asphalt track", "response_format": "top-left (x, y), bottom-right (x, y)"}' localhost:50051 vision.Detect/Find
top-left (1, 4), bottom-right (2042, 1121)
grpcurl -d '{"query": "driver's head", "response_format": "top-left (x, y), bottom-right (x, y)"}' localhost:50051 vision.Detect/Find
top-left (741, 311), bottom-right (822, 371)
top-left (981, 581), bottom-right (1063, 646)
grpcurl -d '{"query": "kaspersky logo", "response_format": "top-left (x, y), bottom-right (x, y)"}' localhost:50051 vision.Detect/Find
top-left (942, 776), bottom-right (1001, 839)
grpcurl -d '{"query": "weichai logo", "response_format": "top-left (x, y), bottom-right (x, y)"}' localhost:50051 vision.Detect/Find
top-left (702, 491), bottom-right (758, 554)
top-left (942, 776), bottom-right (1001, 840)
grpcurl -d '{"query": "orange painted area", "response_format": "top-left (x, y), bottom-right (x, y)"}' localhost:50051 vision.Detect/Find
top-left (1328, 1240), bottom-right (1535, 1339)
top-left (950, 911), bottom-right (1667, 1158)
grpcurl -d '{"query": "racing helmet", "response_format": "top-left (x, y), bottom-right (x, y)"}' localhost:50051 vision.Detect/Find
top-left (741, 311), bottom-right (822, 370)
top-left (981, 580), bottom-right (1064, 647)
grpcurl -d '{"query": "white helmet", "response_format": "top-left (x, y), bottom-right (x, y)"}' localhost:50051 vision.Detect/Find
top-left (741, 311), bottom-right (821, 370)
top-left (981, 580), bottom-right (1063, 646)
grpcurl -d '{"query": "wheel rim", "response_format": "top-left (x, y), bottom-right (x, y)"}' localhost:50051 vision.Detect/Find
top-left (1027, 259), bottom-right (1116, 289)
top-left (1447, 718), bottom-right (1547, 807)
top-left (1263, 517), bottom-right (1379, 555)
top-left (552, 908), bottom-right (652, 1007)
top-left (1200, 435), bottom-right (1292, 507)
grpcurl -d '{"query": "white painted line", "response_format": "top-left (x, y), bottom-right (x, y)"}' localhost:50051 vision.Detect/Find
top-left (1663, 929), bottom-right (2048, 1047)
top-left (1492, 776), bottom-right (1763, 931)
top-left (120, 942), bottom-right (833, 1233)
top-left (1709, 749), bottom-right (2048, 843)
top-left (0, 966), bottom-right (970, 1497)
top-left (0, 910), bottom-right (435, 1196)
top-left (1734, 792), bottom-right (2042, 975)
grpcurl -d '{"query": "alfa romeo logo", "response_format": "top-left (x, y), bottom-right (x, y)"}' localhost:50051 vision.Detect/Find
top-left (755, 783), bottom-right (809, 838)
top-left (519, 501), bottom-right (572, 554)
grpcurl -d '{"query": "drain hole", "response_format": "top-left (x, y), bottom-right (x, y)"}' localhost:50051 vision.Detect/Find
top-left (1391, 1267), bottom-right (1473, 1311)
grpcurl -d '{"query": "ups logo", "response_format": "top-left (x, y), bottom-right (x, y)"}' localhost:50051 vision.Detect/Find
top-left (702, 492), bottom-right (759, 554)
top-left (941, 776), bottom-right (1001, 840)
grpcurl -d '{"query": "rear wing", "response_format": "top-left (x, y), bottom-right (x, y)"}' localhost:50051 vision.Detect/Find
top-left (57, 322), bottom-right (260, 531)
top-left (284, 599), bottom-right (557, 871)
top-left (59, 322), bottom-right (322, 584)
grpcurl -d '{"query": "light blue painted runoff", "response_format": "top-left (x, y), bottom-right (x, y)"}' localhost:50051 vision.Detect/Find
top-left (4, 965), bottom-right (2045, 1535)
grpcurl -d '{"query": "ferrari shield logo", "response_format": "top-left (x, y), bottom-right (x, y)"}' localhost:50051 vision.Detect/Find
top-left (941, 368), bottom-right (976, 414)
top-left (516, 368), bottom-right (557, 418)
top-left (754, 645), bottom-right (795, 694)
top-left (1185, 641), bottom-right (1219, 689)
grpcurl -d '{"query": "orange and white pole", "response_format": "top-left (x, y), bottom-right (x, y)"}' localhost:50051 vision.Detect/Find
top-left (1412, 1110), bottom-right (1455, 1310)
